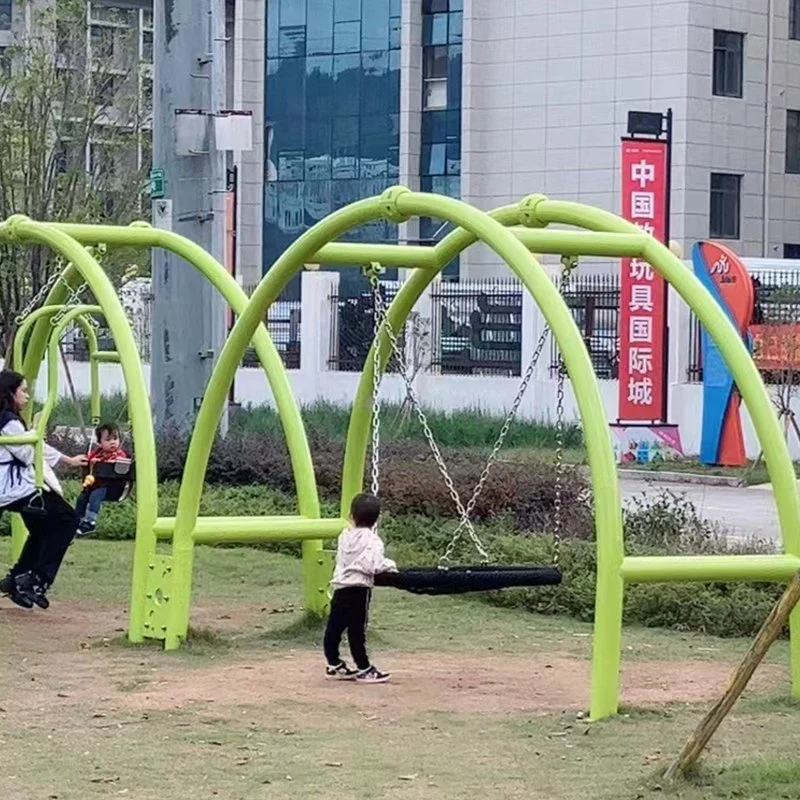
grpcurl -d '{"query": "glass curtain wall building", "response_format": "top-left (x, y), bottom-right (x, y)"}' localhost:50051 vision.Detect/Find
top-left (264, 0), bottom-right (401, 296)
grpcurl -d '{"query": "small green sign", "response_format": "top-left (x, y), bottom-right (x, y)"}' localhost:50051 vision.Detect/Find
top-left (149, 168), bottom-right (165, 199)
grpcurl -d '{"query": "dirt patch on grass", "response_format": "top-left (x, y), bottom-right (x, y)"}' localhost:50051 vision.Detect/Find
top-left (112, 652), bottom-right (784, 717)
top-left (1, 599), bottom-right (786, 721)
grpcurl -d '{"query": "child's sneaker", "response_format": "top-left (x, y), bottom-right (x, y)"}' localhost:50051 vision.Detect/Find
top-left (356, 666), bottom-right (391, 684)
top-left (326, 661), bottom-right (358, 681)
top-left (76, 520), bottom-right (96, 538)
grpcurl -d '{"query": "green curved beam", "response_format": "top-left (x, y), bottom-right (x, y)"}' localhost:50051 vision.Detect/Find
top-left (523, 198), bottom-right (800, 714)
top-left (14, 304), bottom-right (102, 424)
top-left (0, 217), bottom-right (157, 643)
top-left (164, 197), bottom-right (382, 649)
top-left (339, 195), bottom-right (624, 723)
top-left (51, 222), bottom-right (320, 519)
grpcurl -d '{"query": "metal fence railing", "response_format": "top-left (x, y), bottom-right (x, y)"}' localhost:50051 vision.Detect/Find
top-left (687, 270), bottom-right (800, 384)
top-left (241, 292), bottom-right (302, 370)
top-left (59, 280), bottom-right (302, 369)
top-left (328, 283), bottom-right (405, 372)
top-left (430, 279), bottom-right (523, 377)
top-left (550, 273), bottom-right (620, 380)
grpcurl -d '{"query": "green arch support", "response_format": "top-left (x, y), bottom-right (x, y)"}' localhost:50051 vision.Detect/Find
top-left (172, 188), bottom-right (800, 719)
top-left (2, 188), bottom-right (797, 723)
top-left (0, 216), bottom-right (158, 643)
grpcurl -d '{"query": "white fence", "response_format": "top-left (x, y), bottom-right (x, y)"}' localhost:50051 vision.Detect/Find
top-left (36, 269), bottom-right (800, 460)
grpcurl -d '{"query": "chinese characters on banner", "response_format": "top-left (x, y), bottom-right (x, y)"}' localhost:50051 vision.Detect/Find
top-left (618, 139), bottom-right (668, 421)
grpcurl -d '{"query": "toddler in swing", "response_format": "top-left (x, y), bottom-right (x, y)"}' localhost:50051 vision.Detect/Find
top-left (76, 422), bottom-right (128, 536)
top-left (323, 492), bottom-right (397, 684)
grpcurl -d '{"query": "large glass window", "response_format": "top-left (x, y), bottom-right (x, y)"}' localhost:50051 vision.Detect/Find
top-left (265, 0), bottom-right (401, 295)
top-left (420, 0), bottom-right (462, 277)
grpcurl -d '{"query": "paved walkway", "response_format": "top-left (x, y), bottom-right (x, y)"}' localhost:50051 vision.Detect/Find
top-left (619, 475), bottom-right (782, 544)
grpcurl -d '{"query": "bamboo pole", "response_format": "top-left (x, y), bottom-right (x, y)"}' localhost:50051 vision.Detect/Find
top-left (664, 571), bottom-right (800, 782)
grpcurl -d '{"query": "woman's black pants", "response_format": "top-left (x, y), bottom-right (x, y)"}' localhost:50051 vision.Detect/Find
top-left (5, 491), bottom-right (79, 586)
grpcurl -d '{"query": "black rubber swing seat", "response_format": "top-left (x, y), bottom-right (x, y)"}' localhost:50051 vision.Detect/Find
top-left (374, 565), bottom-right (562, 595)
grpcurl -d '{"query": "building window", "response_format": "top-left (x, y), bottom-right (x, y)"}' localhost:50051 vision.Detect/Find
top-left (420, 0), bottom-right (462, 277)
top-left (264, 0), bottom-right (402, 295)
top-left (784, 244), bottom-right (800, 259)
top-left (792, 0), bottom-right (800, 40)
top-left (422, 46), bottom-right (448, 110)
top-left (709, 173), bottom-right (741, 239)
top-left (787, 111), bottom-right (800, 173)
top-left (0, 0), bottom-right (10, 30)
top-left (713, 30), bottom-right (744, 98)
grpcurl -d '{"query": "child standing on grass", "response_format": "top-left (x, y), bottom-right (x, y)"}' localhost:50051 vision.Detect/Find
top-left (323, 493), bottom-right (397, 684)
top-left (75, 422), bottom-right (128, 536)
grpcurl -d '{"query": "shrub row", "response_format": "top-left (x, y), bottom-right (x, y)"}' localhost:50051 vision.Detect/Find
top-left (47, 424), bottom-right (591, 537)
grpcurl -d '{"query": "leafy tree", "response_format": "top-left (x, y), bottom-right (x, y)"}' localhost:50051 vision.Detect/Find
top-left (0, 0), bottom-right (151, 350)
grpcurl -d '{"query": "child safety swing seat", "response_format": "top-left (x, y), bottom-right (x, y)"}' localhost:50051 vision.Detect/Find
top-left (83, 456), bottom-right (135, 503)
top-left (361, 259), bottom-right (579, 595)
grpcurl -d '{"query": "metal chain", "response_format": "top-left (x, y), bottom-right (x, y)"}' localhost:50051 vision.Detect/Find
top-left (52, 278), bottom-right (90, 329)
top-left (368, 266), bottom-right (383, 497)
top-left (440, 320), bottom-right (551, 565)
top-left (367, 270), bottom-right (491, 565)
top-left (552, 256), bottom-right (578, 568)
top-left (13, 269), bottom-right (62, 325)
top-left (366, 256), bottom-right (578, 569)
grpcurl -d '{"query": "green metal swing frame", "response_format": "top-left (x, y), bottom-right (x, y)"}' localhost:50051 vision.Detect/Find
top-left (1, 187), bottom-right (798, 722)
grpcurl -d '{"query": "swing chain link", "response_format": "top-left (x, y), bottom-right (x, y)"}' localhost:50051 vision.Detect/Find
top-left (366, 269), bottom-right (491, 566)
top-left (367, 264), bottom-right (383, 498)
top-left (14, 269), bottom-right (62, 325)
top-left (552, 256), bottom-right (578, 568)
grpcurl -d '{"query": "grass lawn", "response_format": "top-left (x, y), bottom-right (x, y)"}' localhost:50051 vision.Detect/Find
top-left (2, 537), bottom-right (800, 800)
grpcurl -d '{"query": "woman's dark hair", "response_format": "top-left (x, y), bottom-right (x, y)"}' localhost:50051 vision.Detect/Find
top-left (350, 493), bottom-right (381, 529)
top-left (0, 370), bottom-right (25, 419)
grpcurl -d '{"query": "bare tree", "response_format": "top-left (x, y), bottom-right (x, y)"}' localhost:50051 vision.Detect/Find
top-left (0, 0), bottom-right (151, 350)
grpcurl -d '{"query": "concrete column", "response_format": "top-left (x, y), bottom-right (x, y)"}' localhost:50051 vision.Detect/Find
top-left (300, 270), bottom-right (340, 383)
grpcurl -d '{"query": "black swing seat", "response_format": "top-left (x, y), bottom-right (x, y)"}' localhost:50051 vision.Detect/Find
top-left (374, 564), bottom-right (562, 595)
top-left (85, 458), bottom-right (135, 502)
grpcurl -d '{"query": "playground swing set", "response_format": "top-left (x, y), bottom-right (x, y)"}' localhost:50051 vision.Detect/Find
top-left (2, 187), bottom-right (800, 724)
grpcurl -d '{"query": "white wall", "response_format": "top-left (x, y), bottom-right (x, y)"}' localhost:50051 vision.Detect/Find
top-left (37, 269), bottom-right (800, 461)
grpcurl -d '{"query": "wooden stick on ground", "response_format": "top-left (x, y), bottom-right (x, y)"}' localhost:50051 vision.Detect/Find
top-left (664, 571), bottom-right (800, 782)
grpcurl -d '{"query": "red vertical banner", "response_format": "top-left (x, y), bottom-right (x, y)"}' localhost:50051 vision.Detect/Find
top-left (618, 139), bottom-right (669, 421)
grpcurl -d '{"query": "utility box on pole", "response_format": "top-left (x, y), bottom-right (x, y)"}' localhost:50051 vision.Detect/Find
top-left (151, 0), bottom-right (228, 434)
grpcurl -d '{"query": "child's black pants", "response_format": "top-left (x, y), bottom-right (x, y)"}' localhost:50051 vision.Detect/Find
top-left (323, 586), bottom-right (371, 671)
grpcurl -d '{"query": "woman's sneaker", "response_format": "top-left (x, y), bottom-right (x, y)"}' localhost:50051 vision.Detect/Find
top-left (356, 666), bottom-right (391, 684)
top-left (325, 661), bottom-right (358, 681)
top-left (15, 571), bottom-right (49, 610)
top-left (0, 573), bottom-right (33, 610)
top-left (76, 519), bottom-right (96, 538)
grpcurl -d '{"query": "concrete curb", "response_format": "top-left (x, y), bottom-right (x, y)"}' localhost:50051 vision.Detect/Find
top-left (617, 468), bottom-right (746, 488)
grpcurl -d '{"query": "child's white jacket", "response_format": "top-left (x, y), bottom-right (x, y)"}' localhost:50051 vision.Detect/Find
top-left (331, 526), bottom-right (398, 589)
